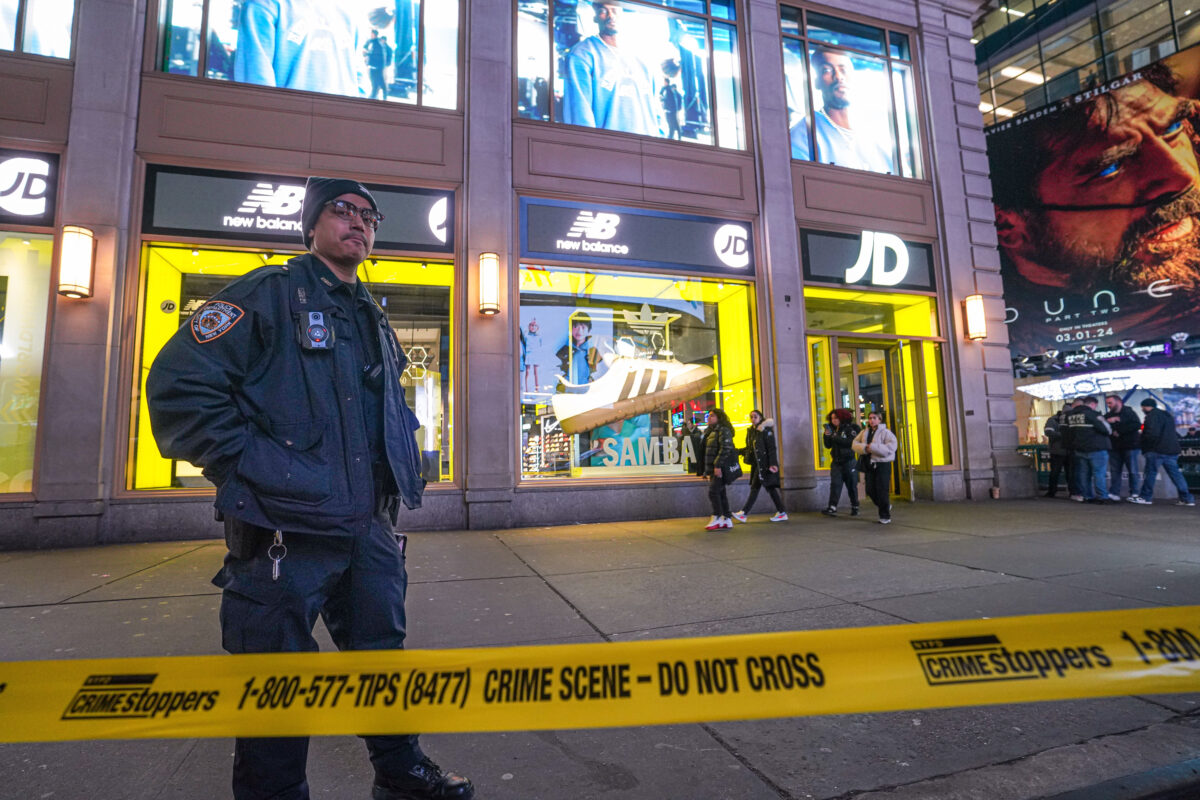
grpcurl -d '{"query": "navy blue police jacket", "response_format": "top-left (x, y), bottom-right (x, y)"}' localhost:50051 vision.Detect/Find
top-left (145, 253), bottom-right (425, 537)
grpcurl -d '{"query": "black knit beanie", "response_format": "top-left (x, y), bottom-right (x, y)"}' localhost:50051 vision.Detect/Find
top-left (301, 177), bottom-right (379, 247)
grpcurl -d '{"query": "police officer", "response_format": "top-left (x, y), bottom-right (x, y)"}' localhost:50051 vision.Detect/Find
top-left (146, 177), bottom-right (473, 800)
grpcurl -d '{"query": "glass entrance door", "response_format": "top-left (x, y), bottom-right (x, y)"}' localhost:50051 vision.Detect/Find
top-left (837, 343), bottom-right (909, 499)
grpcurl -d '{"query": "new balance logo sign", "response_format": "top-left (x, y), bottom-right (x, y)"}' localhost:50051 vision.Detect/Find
top-left (567, 211), bottom-right (621, 240)
top-left (557, 211), bottom-right (629, 254)
top-left (225, 183), bottom-right (304, 232)
top-left (238, 183), bottom-right (304, 215)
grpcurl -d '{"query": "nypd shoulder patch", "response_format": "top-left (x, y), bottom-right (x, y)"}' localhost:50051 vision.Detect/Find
top-left (190, 301), bottom-right (245, 344)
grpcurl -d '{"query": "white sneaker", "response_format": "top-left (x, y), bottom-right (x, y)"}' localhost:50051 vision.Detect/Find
top-left (770, 512), bottom-right (788, 522)
top-left (731, 511), bottom-right (747, 523)
top-left (721, 516), bottom-right (734, 529)
top-left (552, 353), bottom-right (717, 435)
top-left (880, 518), bottom-right (892, 525)
top-left (1178, 500), bottom-right (1196, 507)
top-left (705, 515), bottom-right (722, 530)
top-left (1107, 493), bottom-right (1121, 501)
top-left (1070, 495), bottom-right (1084, 502)
top-left (1128, 496), bottom-right (1152, 505)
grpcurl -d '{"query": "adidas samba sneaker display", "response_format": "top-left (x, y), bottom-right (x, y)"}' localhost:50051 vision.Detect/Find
top-left (552, 353), bottom-right (717, 435)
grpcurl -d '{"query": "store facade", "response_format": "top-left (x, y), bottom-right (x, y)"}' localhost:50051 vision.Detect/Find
top-left (0, 0), bottom-right (1022, 546)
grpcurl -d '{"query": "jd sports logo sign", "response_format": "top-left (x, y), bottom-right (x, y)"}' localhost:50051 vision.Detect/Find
top-left (0, 149), bottom-right (58, 227)
top-left (800, 228), bottom-right (934, 291)
top-left (523, 198), bottom-right (755, 276)
top-left (845, 231), bottom-right (909, 287)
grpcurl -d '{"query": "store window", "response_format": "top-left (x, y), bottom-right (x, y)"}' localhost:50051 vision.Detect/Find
top-left (130, 245), bottom-right (454, 490)
top-left (159, 0), bottom-right (459, 108)
top-left (1, 0), bottom-right (74, 57)
top-left (781, 7), bottom-right (922, 178)
top-left (0, 232), bottom-right (51, 493)
top-left (517, 0), bottom-right (746, 149)
top-left (518, 265), bottom-right (757, 479)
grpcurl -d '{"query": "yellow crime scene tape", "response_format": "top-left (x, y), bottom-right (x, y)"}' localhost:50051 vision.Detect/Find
top-left (3, 606), bottom-right (1200, 743)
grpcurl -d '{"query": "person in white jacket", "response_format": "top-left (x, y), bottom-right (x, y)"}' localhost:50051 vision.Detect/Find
top-left (851, 411), bottom-right (898, 524)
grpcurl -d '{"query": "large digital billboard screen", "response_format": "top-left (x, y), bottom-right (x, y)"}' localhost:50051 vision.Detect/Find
top-left (986, 46), bottom-right (1200, 362)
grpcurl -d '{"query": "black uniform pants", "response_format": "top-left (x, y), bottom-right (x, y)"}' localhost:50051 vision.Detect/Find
top-left (742, 474), bottom-right (784, 514)
top-left (863, 461), bottom-right (892, 520)
top-left (827, 461), bottom-right (859, 509)
top-left (1046, 453), bottom-right (1071, 495)
top-left (214, 511), bottom-right (421, 800)
top-left (708, 474), bottom-right (731, 517)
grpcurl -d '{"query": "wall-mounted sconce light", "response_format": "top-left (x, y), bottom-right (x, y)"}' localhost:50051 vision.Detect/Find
top-left (962, 293), bottom-right (987, 341)
top-left (479, 251), bottom-right (500, 315)
top-left (57, 225), bottom-right (95, 298)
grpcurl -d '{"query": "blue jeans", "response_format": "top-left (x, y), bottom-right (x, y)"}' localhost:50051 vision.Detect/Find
top-left (1108, 448), bottom-right (1141, 496)
top-left (1139, 453), bottom-right (1196, 503)
top-left (1073, 450), bottom-right (1109, 500)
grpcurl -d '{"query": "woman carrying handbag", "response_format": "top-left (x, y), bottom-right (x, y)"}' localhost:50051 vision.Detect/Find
top-left (851, 411), bottom-right (899, 524)
top-left (701, 409), bottom-right (737, 530)
top-left (732, 409), bottom-right (787, 523)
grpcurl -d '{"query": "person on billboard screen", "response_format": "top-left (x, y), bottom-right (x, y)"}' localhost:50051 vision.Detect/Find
top-left (790, 47), bottom-right (895, 175)
top-left (562, 1), bottom-right (662, 136)
top-left (235, 1), bottom-right (393, 97)
top-left (989, 57), bottom-right (1200, 356)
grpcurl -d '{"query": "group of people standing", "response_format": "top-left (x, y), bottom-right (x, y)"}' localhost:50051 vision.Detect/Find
top-left (689, 405), bottom-right (900, 531)
top-left (1043, 395), bottom-right (1196, 507)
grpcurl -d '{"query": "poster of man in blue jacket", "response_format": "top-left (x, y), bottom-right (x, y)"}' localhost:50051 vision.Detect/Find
top-left (234, 0), bottom-right (396, 98)
top-left (563, 1), bottom-right (663, 136)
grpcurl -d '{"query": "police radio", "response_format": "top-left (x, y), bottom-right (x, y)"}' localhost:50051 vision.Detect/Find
top-left (299, 311), bottom-right (334, 350)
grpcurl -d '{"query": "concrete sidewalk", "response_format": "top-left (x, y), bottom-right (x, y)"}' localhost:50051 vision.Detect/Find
top-left (2, 498), bottom-right (1199, 799)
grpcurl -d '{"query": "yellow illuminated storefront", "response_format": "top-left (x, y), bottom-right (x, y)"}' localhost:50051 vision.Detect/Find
top-left (0, 233), bottom-right (52, 494)
top-left (801, 230), bottom-right (952, 496)
top-left (518, 198), bottom-right (760, 482)
top-left (0, 148), bottom-right (59, 496)
top-left (128, 166), bottom-right (457, 494)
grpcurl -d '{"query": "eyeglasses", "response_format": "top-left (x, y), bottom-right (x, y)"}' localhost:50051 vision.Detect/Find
top-left (324, 199), bottom-right (384, 230)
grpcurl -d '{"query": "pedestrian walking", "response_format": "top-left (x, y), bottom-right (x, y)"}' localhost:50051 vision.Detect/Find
top-left (821, 407), bottom-right (861, 516)
top-left (1104, 394), bottom-right (1141, 500)
top-left (732, 409), bottom-right (787, 523)
top-left (146, 177), bottom-right (474, 800)
top-left (1043, 403), bottom-right (1072, 498)
top-left (1129, 398), bottom-right (1196, 506)
top-left (702, 408), bottom-right (737, 530)
top-left (1063, 395), bottom-right (1112, 504)
top-left (852, 411), bottom-right (898, 524)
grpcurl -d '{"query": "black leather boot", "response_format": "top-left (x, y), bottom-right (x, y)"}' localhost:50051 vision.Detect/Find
top-left (372, 758), bottom-right (475, 800)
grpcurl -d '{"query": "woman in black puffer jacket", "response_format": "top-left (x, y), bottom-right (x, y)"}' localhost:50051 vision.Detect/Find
top-left (701, 408), bottom-right (736, 530)
top-left (733, 410), bottom-right (787, 523)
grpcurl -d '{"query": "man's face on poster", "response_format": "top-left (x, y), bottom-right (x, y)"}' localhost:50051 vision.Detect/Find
top-left (813, 50), bottom-right (855, 110)
top-left (593, 2), bottom-right (620, 37)
top-left (1014, 81), bottom-right (1200, 292)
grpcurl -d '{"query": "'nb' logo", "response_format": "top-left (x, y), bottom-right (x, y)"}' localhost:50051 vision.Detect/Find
top-left (238, 183), bottom-right (304, 216)
top-left (567, 211), bottom-right (621, 240)
top-left (0, 157), bottom-right (52, 217)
